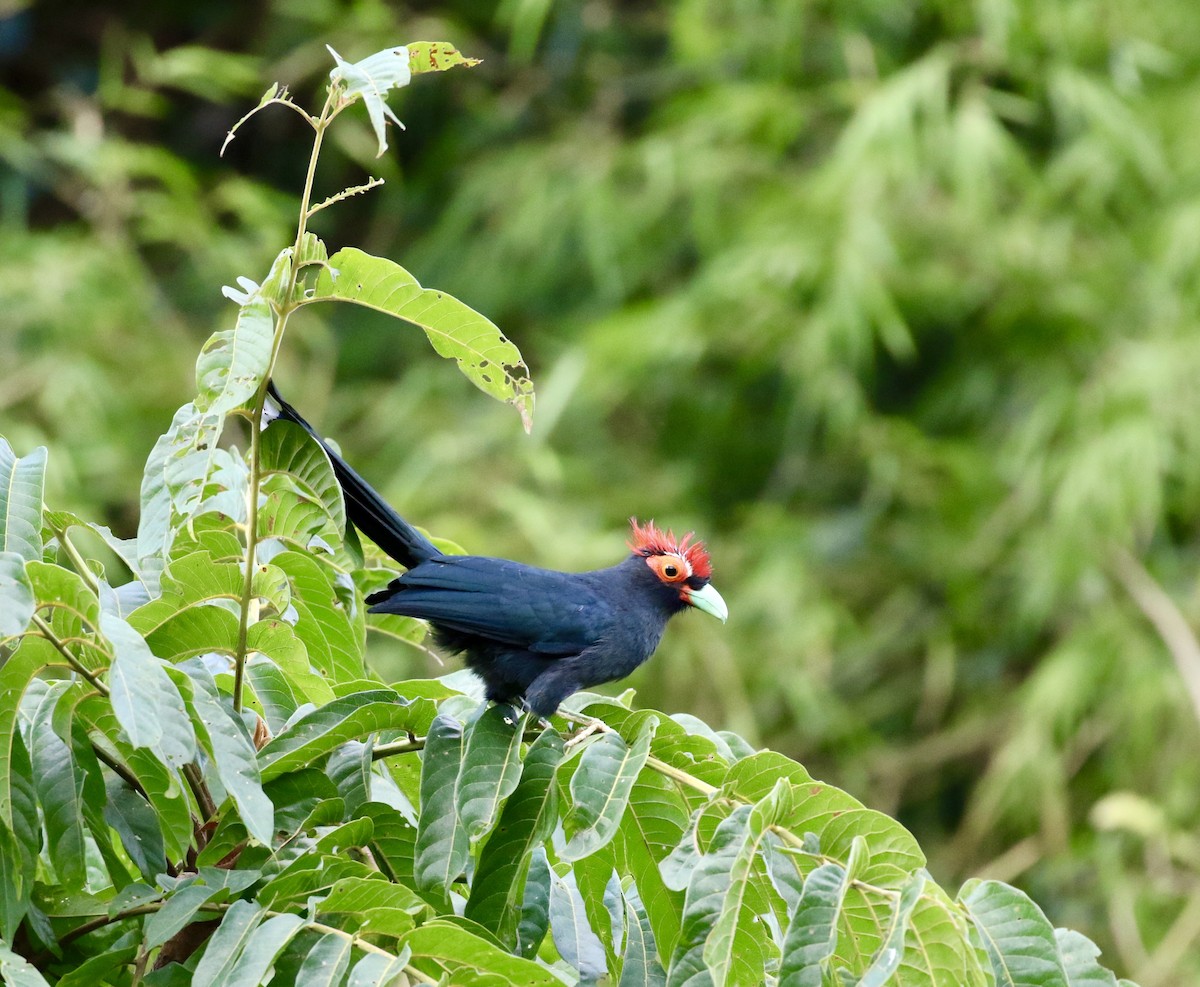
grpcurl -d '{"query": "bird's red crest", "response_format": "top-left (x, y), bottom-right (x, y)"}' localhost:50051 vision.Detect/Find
top-left (627, 518), bottom-right (713, 580)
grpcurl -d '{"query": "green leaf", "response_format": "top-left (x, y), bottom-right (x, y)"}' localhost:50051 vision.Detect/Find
top-left (703, 780), bottom-right (791, 986)
top-left (0, 440), bottom-right (46, 562)
top-left (618, 768), bottom-right (690, 959)
top-left (318, 876), bottom-right (426, 939)
top-left (196, 268), bottom-right (276, 414)
top-left (1054, 928), bottom-right (1119, 987)
top-left (778, 863), bottom-right (850, 987)
top-left (26, 680), bottom-right (88, 889)
top-left (308, 247), bottom-right (534, 431)
top-left (961, 879), bottom-right (1070, 987)
top-left (0, 552), bottom-right (33, 638)
top-left (347, 949), bottom-right (413, 987)
top-left (465, 728), bottom-right (563, 945)
top-left (898, 884), bottom-right (992, 987)
top-left (260, 420), bottom-right (347, 541)
top-left (550, 867), bottom-right (608, 983)
top-left (665, 803), bottom-right (753, 987)
top-left (101, 611), bottom-right (194, 763)
top-left (620, 883), bottom-right (666, 987)
top-left (859, 871), bottom-right (925, 986)
top-left (517, 846), bottom-right (552, 960)
top-left (295, 930), bottom-right (354, 986)
top-left (193, 899), bottom-right (265, 987)
top-left (414, 711), bottom-right (469, 896)
top-left (258, 689), bottom-right (423, 780)
top-left (0, 726), bottom-right (37, 940)
top-left (328, 45), bottom-right (411, 156)
top-left (172, 661), bottom-right (274, 845)
top-left (103, 775), bottom-right (168, 877)
top-left (456, 704), bottom-right (526, 840)
top-left (222, 912), bottom-right (306, 986)
top-left (563, 717), bottom-right (656, 861)
top-left (272, 550), bottom-right (363, 683)
top-left (145, 882), bottom-right (221, 948)
top-left (54, 931), bottom-right (140, 987)
top-left (0, 939), bottom-right (52, 986)
top-left (407, 41), bottom-right (482, 75)
top-left (402, 918), bottom-right (563, 986)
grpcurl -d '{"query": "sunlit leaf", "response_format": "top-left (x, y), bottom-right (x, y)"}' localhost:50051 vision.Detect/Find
top-left (562, 717), bottom-right (655, 861)
top-left (307, 248), bottom-right (534, 431)
top-left (0, 439), bottom-right (46, 563)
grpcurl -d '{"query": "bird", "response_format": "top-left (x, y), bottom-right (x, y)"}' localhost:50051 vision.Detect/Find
top-left (264, 382), bottom-right (728, 716)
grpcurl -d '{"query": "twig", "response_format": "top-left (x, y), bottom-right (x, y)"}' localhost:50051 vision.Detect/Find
top-left (1111, 548), bottom-right (1200, 725)
top-left (30, 613), bottom-right (108, 694)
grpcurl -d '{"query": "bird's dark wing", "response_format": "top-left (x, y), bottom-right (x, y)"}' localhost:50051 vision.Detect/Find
top-left (368, 556), bottom-right (612, 657)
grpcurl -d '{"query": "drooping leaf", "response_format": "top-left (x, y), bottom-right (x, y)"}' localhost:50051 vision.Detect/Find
top-left (456, 704), bottom-right (526, 841)
top-left (221, 912), bottom-right (307, 987)
top-left (0, 552), bottom-right (33, 638)
top-left (307, 247), bottom-right (534, 431)
top-left (777, 862), bottom-right (850, 987)
top-left (562, 717), bottom-right (656, 861)
top-left (101, 611), bottom-right (194, 763)
top-left (549, 867), bottom-right (608, 984)
top-left (665, 804), bottom-right (753, 987)
top-left (703, 780), bottom-right (790, 985)
top-left (25, 680), bottom-right (89, 890)
top-left (960, 879), bottom-right (1071, 987)
top-left (413, 711), bottom-right (469, 895)
top-left (192, 899), bottom-right (265, 987)
top-left (465, 728), bottom-right (563, 945)
top-left (618, 767), bottom-right (691, 959)
top-left (171, 661), bottom-right (274, 845)
top-left (294, 929), bottom-right (354, 987)
top-left (620, 882), bottom-right (667, 987)
top-left (858, 871), bottom-right (925, 986)
top-left (517, 846), bottom-right (552, 960)
top-left (0, 439), bottom-right (46, 563)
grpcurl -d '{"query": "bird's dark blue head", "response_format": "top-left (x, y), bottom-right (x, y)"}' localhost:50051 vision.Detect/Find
top-left (627, 519), bottom-right (728, 622)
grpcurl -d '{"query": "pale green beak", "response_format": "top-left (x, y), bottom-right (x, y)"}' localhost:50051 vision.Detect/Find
top-left (686, 582), bottom-right (728, 623)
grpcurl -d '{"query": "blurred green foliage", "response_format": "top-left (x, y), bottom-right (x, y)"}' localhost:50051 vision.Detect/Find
top-left (4, 1), bottom-right (1200, 982)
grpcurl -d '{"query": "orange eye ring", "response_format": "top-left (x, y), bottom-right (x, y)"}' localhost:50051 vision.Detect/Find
top-left (647, 553), bottom-right (690, 584)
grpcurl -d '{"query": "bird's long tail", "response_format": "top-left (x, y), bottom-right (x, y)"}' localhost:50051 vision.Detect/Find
top-left (264, 381), bottom-right (439, 569)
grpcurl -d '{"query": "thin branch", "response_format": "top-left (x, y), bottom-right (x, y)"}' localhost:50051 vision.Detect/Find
top-left (30, 612), bottom-right (107, 694)
top-left (308, 177), bottom-right (385, 218)
top-left (50, 521), bottom-right (100, 595)
top-left (183, 762), bottom-right (217, 821)
top-left (1111, 547), bottom-right (1200, 725)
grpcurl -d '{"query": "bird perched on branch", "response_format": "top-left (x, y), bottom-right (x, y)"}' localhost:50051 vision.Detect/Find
top-left (265, 382), bottom-right (728, 716)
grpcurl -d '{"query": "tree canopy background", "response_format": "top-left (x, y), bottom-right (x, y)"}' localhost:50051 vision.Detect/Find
top-left (3, 1), bottom-right (1199, 982)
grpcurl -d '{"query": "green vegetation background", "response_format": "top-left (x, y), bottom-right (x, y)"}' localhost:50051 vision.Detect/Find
top-left (3, 1), bottom-right (1199, 983)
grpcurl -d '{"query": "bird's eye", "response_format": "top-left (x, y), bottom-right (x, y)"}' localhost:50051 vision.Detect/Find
top-left (648, 554), bottom-right (689, 583)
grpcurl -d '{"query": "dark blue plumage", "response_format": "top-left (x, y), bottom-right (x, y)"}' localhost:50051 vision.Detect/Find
top-left (266, 382), bottom-right (728, 716)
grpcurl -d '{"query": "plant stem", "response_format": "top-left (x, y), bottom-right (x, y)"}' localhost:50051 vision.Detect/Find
top-left (52, 522), bottom-right (100, 595)
top-left (232, 85), bottom-right (339, 714)
top-left (30, 612), bottom-right (107, 694)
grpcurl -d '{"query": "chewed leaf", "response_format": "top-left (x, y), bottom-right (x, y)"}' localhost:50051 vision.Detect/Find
top-left (307, 248), bottom-right (535, 431)
top-left (328, 45), bottom-right (410, 156)
top-left (407, 42), bottom-right (482, 75)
